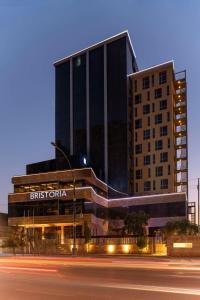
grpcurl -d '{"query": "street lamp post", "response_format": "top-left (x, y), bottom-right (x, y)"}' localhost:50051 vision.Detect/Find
top-left (51, 142), bottom-right (77, 256)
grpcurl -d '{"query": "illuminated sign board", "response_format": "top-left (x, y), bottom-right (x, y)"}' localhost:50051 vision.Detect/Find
top-left (173, 243), bottom-right (193, 249)
top-left (30, 189), bottom-right (67, 200)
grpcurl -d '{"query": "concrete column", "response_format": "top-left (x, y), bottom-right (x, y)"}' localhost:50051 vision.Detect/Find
top-left (42, 226), bottom-right (45, 240)
top-left (61, 226), bottom-right (64, 245)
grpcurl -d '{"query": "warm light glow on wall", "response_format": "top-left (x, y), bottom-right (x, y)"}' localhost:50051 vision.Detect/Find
top-left (173, 243), bottom-right (192, 248)
top-left (123, 244), bottom-right (130, 253)
top-left (107, 245), bottom-right (115, 253)
top-left (70, 244), bottom-right (78, 251)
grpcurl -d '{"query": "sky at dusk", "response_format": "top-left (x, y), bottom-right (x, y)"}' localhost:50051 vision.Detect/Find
top-left (0, 0), bottom-right (200, 213)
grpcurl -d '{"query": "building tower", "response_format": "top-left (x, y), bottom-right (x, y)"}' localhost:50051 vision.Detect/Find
top-left (129, 61), bottom-right (188, 196)
top-left (54, 31), bottom-right (138, 194)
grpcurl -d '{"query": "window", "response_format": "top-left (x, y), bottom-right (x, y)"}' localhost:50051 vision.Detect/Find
top-left (167, 85), bottom-right (170, 95)
top-left (143, 76), bottom-right (150, 89)
top-left (144, 181), bottom-right (151, 191)
top-left (135, 119), bottom-right (142, 129)
top-left (148, 168), bottom-right (151, 177)
top-left (148, 142), bottom-right (151, 152)
top-left (144, 155), bottom-right (151, 165)
top-left (135, 144), bottom-right (142, 154)
top-left (160, 152), bottom-right (168, 162)
top-left (152, 75), bottom-right (154, 87)
top-left (161, 179), bottom-right (168, 189)
top-left (155, 140), bottom-right (163, 150)
top-left (156, 166), bottom-right (163, 177)
top-left (148, 116), bottom-right (150, 126)
top-left (160, 99), bottom-right (167, 110)
top-left (160, 126), bottom-right (168, 136)
top-left (168, 138), bottom-right (170, 148)
top-left (143, 129), bottom-right (150, 140)
top-left (136, 169), bottom-right (142, 179)
top-left (147, 91), bottom-right (150, 101)
top-left (155, 114), bottom-right (162, 124)
top-left (135, 80), bottom-right (137, 93)
top-left (153, 154), bottom-right (156, 164)
top-left (152, 128), bottom-right (155, 138)
top-left (167, 112), bottom-right (170, 121)
top-left (143, 104), bottom-right (150, 114)
top-left (152, 103), bottom-right (155, 112)
top-left (155, 88), bottom-right (162, 99)
top-left (135, 94), bottom-right (141, 104)
top-left (159, 71), bottom-right (167, 84)
top-left (135, 132), bottom-right (138, 142)
top-left (135, 107), bottom-right (138, 117)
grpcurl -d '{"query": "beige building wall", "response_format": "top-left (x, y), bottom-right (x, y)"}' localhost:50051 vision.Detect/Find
top-left (129, 61), bottom-right (180, 196)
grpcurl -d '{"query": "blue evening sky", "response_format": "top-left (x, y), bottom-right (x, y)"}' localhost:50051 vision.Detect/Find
top-left (0, 0), bottom-right (199, 212)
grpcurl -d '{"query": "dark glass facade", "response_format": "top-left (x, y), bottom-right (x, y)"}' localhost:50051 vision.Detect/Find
top-left (89, 46), bottom-right (105, 179)
top-left (9, 199), bottom-right (185, 220)
top-left (107, 37), bottom-right (128, 193)
top-left (55, 62), bottom-right (70, 156)
top-left (54, 33), bottom-right (137, 194)
top-left (73, 54), bottom-right (87, 156)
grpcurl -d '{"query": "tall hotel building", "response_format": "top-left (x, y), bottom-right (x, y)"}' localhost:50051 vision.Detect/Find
top-left (129, 62), bottom-right (188, 196)
top-left (8, 32), bottom-right (189, 237)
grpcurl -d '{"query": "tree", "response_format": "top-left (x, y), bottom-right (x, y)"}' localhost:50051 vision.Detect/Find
top-left (136, 236), bottom-right (147, 249)
top-left (124, 211), bottom-right (149, 236)
top-left (3, 226), bottom-right (26, 255)
top-left (163, 220), bottom-right (198, 238)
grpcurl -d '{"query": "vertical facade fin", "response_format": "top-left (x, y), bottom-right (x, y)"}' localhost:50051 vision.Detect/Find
top-left (86, 51), bottom-right (90, 160)
top-left (70, 58), bottom-right (73, 155)
top-left (104, 44), bottom-right (108, 183)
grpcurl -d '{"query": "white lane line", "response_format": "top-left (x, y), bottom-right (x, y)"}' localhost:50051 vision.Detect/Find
top-left (92, 283), bottom-right (200, 296)
top-left (0, 266), bottom-right (57, 273)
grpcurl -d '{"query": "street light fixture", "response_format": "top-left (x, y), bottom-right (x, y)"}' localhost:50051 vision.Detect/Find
top-left (51, 142), bottom-right (77, 256)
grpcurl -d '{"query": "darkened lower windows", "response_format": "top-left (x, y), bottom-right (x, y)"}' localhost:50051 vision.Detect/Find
top-left (135, 94), bottom-right (141, 104)
top-left (160, 152), bottom-right (168, 162)
top-left (159, 71), bottom-right (167, 84)
top-left (144, 155), bottom-right (151, 165)
top-left (160, 126), bottom-right (168, 136)
top-left (144, 181), bottom-right (151, 191)
top-left (156, 166), bottom-right (163, 177)
top-left (161, 179), bottom-right (168, 189)
top-left (155, 140), bottom-right (163, 150)
top-left (135, 144), bottom-right (142, 154)
top-left (135, 118), bottom-right (142, 129)
top-left (136, 169), bottom-right (142, 179)
top-left (155, 88), bottom-right (162, 99)
top-left (160, 99), bottom-right (167, 110)
top-left (143, 76), bottom-right (149, 89)
top-left (143, 129), bottom-right (150, 140)
top-left (143, 104), bottom-right (150, 114)
top-left (155, 113), bottom-right (162, 124)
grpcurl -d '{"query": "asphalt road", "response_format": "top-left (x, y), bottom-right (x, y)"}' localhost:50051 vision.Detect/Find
top-left (0, 256), bottom-right (200, 299)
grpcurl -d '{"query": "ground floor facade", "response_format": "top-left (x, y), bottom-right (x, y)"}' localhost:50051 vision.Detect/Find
top-left (8, 168), bottom-right (187, 242)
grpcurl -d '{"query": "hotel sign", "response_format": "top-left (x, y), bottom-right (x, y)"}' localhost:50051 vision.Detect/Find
top-left (30, 189), bottom-right (67, 200)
